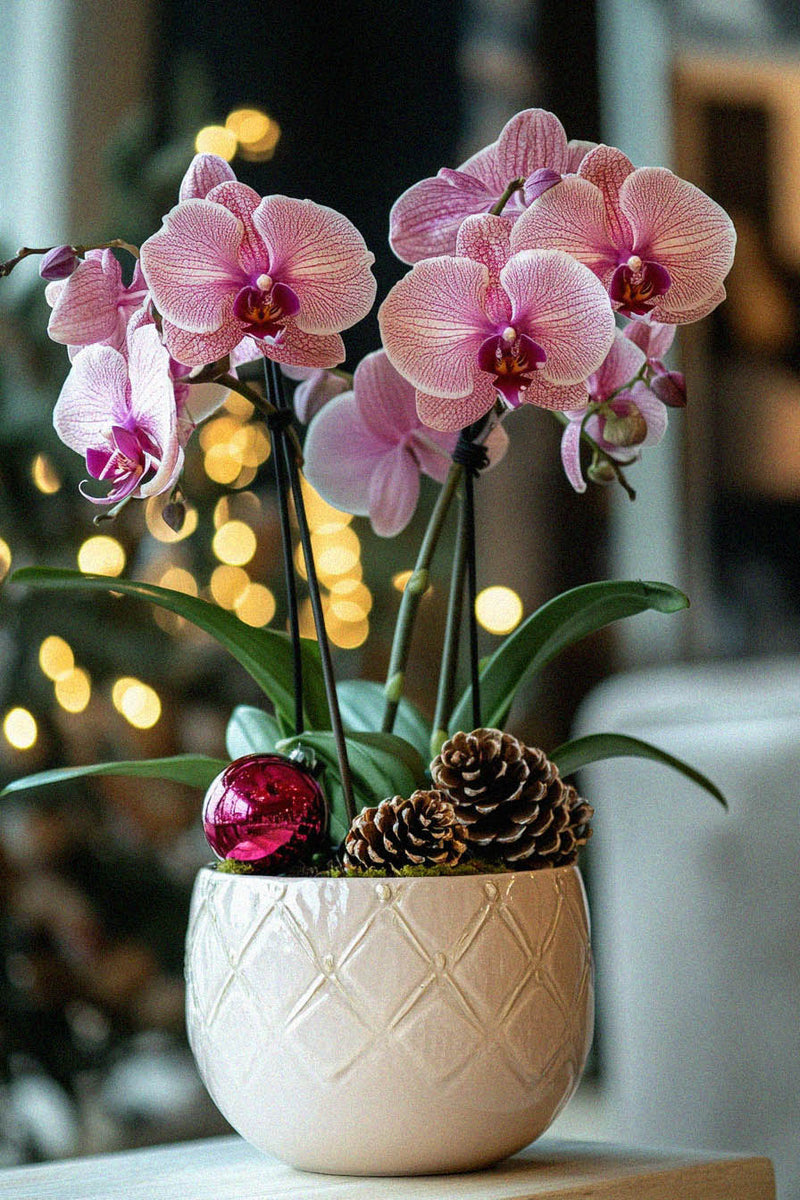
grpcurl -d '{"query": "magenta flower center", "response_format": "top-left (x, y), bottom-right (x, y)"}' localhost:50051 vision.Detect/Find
top-left (609, 255), bottom-right (671, 316)
top-left (477, 327), bottom-right (546, 407)
top-left (232, 274), bottom-right (301, 339)
top-left (83, 423), bottom-right (161, 505)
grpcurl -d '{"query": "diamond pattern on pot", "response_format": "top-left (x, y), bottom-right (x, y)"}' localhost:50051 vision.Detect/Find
top-left (186, 867), bottom-right (593, 1110)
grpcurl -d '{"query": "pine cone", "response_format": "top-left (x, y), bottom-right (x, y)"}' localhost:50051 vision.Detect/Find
top-left (342, 790), bottom-right (468, 873)
top-left (432, 730), bottom-right (593, 868)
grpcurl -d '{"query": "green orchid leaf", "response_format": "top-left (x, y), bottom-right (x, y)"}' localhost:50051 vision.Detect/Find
top-left (277, 730), bottom-right (427, 844)
top-left (0, 754), bottom-right (229, 797)
top-left (226, 706), bottom-right (283, 759)
top-left (550, 731), bottom-right (727, 808)
top-left (337, 679), bottom-right (431, 759)
top-left (11, 567), bottom-right (329, 731)
top-left (450, 580), bottom-right (689, 733)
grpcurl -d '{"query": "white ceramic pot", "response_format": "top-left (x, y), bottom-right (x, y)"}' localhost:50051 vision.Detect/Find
top-left (185, 864), bottom-right (593, 1176)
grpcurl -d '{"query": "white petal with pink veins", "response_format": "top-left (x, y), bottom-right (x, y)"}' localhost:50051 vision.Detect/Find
top-left (560, 414), bottom-right (588, 492)
top-left (521, 374), bottom-right (590, 411)
top-left (578, 145), bottom-right (636, 249)
top-left (179, 154), bottom-right (237, 201)
top-left (389, 171), bottom-right (496, 264)
top-left (352, 349), bottom-right (419, 440)
top-left (415, 373), bottom-right (498, 432)
top-left (455, 215), bottom-right (514, 325)
top-left (261, 327), bottom-right (346, 370)
top-left (140, 199), bottom-right (246, 333)
top-left (511, 175), bottom-right (618, 282)
top-left (590, 329), bottom-right (646, 399)
top-left (53, 346), bottom-right (129, 453)
top-left (651, 284), bottom-right (727, 325)
top-left (205, 181), bottom-right (266, 277)
top-left (621, 168), bottom-right (736, 314)
top-left (379, 256), bottom-right (490, 398)
top-left (253, 196), bottom-right (376, 335)
top-left (461, 108), bottom-right (570, 194)
top-left (162, 299), bottom-right (243, 366)
top-left (47, 257), bottom-right (120, 346)
top-left (501, 249), bottom-right (615, 385)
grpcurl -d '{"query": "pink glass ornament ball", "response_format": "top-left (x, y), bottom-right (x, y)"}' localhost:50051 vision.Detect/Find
top-left (202, 753), bottom-right (327, 871)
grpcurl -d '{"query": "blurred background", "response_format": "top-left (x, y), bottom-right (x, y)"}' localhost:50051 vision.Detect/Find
top-left (1, 0), bottom-right (799, 1194)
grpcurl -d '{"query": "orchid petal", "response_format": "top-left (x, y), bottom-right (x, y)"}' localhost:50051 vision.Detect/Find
top-left (408, 429), bottom-right (458, 482)
top-left (53, 345), bottom-right (129, 454)
top-left (590, 329), bottom-right (646, 400)
top-left (127, 325), bottom-right (182, 497)
top-left (455, 215), bottom-right (513, 324)
top-left (289, 368), bottom-right (349, 423)
top-left (564, 138), bottom-right (598, 172)
top-left (520, 375), bottom-right (590, 411)
top-left (461, 108), bottom-right (570, 193)
top-left (415, 373), bottom-right (497, 432)
top-left (252, 196), bottom-right (376, 335)
top-left (389, 170), bottom-right (496, 264)
top-left (367, 446), bottom-right (421, 537)
top-left (205, 181), bottom-right (266, 277)
top-left (578, 144), bottom-right (636, 249)
top-left (560, 414), bottom-right (588, 493)
top-left (140, 199), bottom-right (246, 334)
top-left (623, 317), bottom-right (676, 361)
top-left (47, 256), bottom-right (120, 346)
top-left (621, 169), bottom-right (736, 316)
top-left (162, 303), bottom-right (243, 366)
top-left (179, 154), bottom-right (237, 201)
top-left (501, 249), bottom-right (615, 384)
top-left (650, 284), bottom-right (727, 325)
top-left (352, 349), bottom-right (418, 439)
top-left (511, 175), bottom-right (618, 282)
top-left (303, 392), bottom-right (389, 517)
top-left (629, 381), bottom-right (669, 446)
top-left (379, 256), bottom-right (490, 398)
top-left (261, 327), bottom-right (346, 370)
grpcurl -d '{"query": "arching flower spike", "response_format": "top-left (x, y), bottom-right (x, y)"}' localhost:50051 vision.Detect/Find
top-left (46, 249), bottom-right (148, 357)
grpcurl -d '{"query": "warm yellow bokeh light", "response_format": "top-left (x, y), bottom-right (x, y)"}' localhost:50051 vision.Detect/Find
top-left (114, 679), bottom-right (161, 729)
top-left (39, 635), bottom-right (74, 681)
top-left (158, 567), bottom-right (198, 596)
top-left (210, 564), bottom-right (250, 609)
top-left (213, 520), bottom-right (257, 566)
top-left (327, 615), bottom-right (369, 650)
top-left (392, 569), bottom-right (413, 592)
top-left (195, 124), bottom-right (237, 160)
top-left (31, 453), bottom-right (61, 494)
top-left (234, 583), bottom-right (276, 627)
top-left (77, 535), bottom-right (126, 577)
top-left (312, 527), bottom-right (361, 577)
top-left (226, 108), bottom-right (281, 161)
top-left (55, 668), bottom-right (91, 714)
top-left (475, 585), bottom-right (524, 635)
top-left (145, 497), bottom-right (197, 543)
top-left (302, 480), bottom-right (353, 535)
top-left (213, 497), bottom-right (231, 529)
top-left (3, 707), bottom-right (37, 750)
top-left (0, 538), bottom-right (10, 583)
top-left (204, 444), bottom-right (242, 485)
top-left (200, 415), bottom-right (241, 450)
top-left (329, 579), bottom-right (373, 623)
top-left (224, 390), bottom-right (254, 420)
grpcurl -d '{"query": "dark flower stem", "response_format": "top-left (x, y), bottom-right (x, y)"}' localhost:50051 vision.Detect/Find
top-left (381, 462), bottom-right (463, 735)
top-left (0, 238), bottom-right (139, 276)
top-left (430, 495), bottom-right (468, 757)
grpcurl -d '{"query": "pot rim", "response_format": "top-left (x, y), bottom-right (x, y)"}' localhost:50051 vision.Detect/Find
top-left (195, 862), bottom-right (582, 887)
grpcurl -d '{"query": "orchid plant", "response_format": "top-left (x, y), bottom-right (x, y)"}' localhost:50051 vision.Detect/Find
top-left (1, 106), bottom-right (733, 852)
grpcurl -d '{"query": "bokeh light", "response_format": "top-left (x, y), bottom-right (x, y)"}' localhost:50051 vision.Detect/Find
top-left (77, 535), bottom-right (126, 576)
top-left (225, 107), bottom-right (281, 161)
top-left (0, 538), bottom-right (10, 583)
top-left (475, 585), bottom-right (524, 634)
top-left (31, 453), bottom-right (61, 494)
top-left (145, 496), bottom-right (198, 543)
top-left (234, 583), bottom-right (276, 627)
top-left (210, 564), bottom-right (250, 609)
top-left (195, 125), bottom-right (237, 160)
top-left (54, 668), bottom-right (91, 713)
top-left (213, 520), bottom-right (257, 566)
top-left (392, 569), bottom-right (413, 592)
top-left (3, 707), bottom-right (37, 750)
top-left (112, 678), bottom-right (161, 729)
top-left (39, 635), bottom-right (74, 681)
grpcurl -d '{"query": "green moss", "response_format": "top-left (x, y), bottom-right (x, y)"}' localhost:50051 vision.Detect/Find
top-left (214, 859), bottom-right (256, 875)
top-left (321, 858), bottom-right (510, 879)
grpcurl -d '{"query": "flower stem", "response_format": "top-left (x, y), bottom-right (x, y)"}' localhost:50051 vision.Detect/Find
top-left (381, 461), bottom-right (463, 735)
top-left (490, 178), bottom-right (525, 217)
top-left (0, 238), bottom-right (139, 277)
top-left (430, 495), bottom-right (468, 757)
top-left (550, 409), bottom-right (637, 500)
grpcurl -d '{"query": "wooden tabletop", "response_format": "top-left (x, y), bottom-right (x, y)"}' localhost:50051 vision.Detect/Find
top-left (0, 1135), bottom-right (775, 1199)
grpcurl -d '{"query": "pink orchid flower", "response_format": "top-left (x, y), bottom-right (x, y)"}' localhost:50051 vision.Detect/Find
top-left (513, 145), bottom-right (736, 324)
top-left (139, 169), bottom-right (377, 369)
top-left (379, 213), bottom-right (616, 432)
top-left (179, 153), bottom-right (237, 201)
top-left (53, 323), bottom-right (182, 506)
top-left (559, 329), bottom-right (668, 493)
top-left (46, 249), bottom-right (148, 357)
top-left (302, 350), bottom-right (460, 536)
top-left (390, 108), bottom-right (595, 264)
top-left (279, 364), bottom-right (350, 424)
top-left (623, 318), bottom-right (686, 407)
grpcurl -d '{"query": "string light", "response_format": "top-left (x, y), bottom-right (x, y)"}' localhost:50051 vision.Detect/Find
top-left (3, 707), bottom-right (37, 750)
top-left (475, 585), bottom-right (524, 634)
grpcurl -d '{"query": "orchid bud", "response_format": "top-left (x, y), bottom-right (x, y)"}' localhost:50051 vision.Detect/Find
top-left (651, 370), bottom-right (687, 408)
top-left (600, 407), bottom-right (648, 448)
top-left (161, 500), bottom-right (186, 533)
top-left (39, 245), bottom-right (79, 281)
top-left (586, 453), bottom-right (617, 485)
